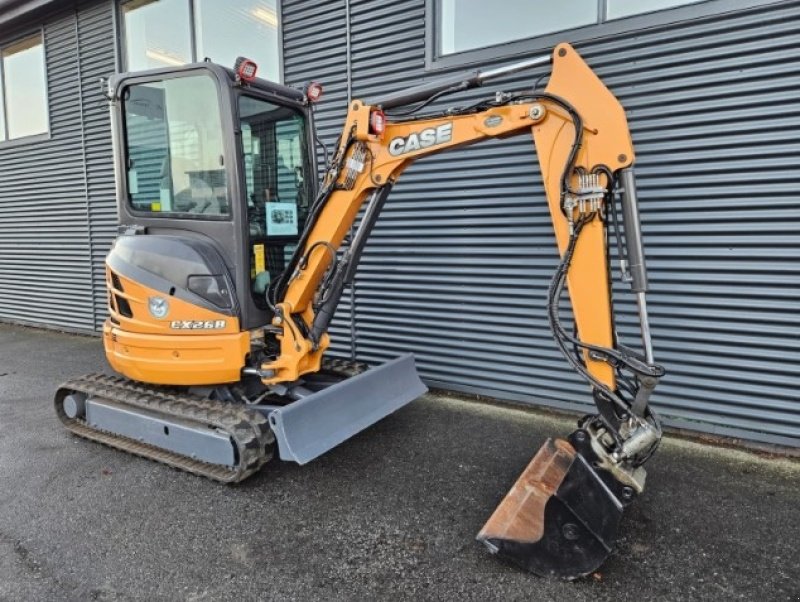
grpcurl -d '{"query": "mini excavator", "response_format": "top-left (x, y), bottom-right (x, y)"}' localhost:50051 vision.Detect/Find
top-left (55, 44), bottom-right (664, 578)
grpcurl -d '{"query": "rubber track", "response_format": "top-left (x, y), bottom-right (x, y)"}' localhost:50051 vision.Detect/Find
top-left (55, 374), bottom-right (275, 484)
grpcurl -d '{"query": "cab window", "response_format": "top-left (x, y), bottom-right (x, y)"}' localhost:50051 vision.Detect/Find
top-left (122, 74), bottom-right (229, 216)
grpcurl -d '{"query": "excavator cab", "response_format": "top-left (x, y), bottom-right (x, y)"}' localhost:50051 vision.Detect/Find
top-left (110, 61), bottom-right (315, 335)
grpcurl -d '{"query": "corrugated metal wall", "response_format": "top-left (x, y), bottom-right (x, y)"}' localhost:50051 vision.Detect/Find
top-left (0, 0), bottom-right (796, 447)
top-left (284, 0), bottom-right (800, 447)
top-left (0, 2), bottom-right (114, 332)
top-left (77, 0), bottom-right (117, 330)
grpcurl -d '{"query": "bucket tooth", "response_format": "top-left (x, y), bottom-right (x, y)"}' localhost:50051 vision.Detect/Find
top-left (477, 438), bottom-right (624, 580)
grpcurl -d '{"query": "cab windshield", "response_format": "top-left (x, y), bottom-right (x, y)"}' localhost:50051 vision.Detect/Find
top-left (122, 74), bottom-right (228, 216)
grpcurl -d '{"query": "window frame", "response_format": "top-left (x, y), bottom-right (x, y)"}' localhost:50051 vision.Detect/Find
top-left (117, 0), bottom-right (285, 83)
top-left (425, 0), bottom-right (786, 71)
top-left (0, 28), bottom-right (51, 146)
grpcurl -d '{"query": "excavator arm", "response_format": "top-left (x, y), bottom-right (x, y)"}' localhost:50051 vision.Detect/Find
top-left (260, 43), bottom-right (665, 577)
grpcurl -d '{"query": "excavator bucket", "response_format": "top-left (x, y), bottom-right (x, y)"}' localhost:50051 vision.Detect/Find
top-left (477, 438), bottom-right (625, 579)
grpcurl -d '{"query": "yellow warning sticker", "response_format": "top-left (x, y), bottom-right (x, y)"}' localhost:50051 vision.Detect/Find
top-left (150, 202), bottom-right (161, 211)
top-left (254, 244), bottom-right (266, 274)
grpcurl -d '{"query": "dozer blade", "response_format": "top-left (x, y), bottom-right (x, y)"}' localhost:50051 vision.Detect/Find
top-left (477, 438), bottom-right (624, 579)
top-left (268, 353), bottom-right (427, 464)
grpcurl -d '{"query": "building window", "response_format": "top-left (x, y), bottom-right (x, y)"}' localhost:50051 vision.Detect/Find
top-left (121, 0), bottom-right (281, 82)
top-left (439, 0), bottom-right (598, 56)
top-left (0, 33), bottom-right (48, 141)
top-left (193, 0), bottom-right (280, 82)
top-left (122, 0), bottom-right (192, 71)
top-left (436, 0), bottom-right (709, 57)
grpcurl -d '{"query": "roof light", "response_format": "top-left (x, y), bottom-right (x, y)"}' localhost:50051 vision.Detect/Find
top-left (234, 57), bottom-right (258, 82)
top-left (369, 109), bottom-right (386, 136)
top-left (306, 81), bottom-right (323, 103)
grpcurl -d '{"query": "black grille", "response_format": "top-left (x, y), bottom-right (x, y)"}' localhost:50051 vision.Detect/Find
top-left (115, 295), bottom-right (133, 318)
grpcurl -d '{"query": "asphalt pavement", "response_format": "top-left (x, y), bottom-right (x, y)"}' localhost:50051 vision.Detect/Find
top-left (0, 322), bottom-right (798, 601)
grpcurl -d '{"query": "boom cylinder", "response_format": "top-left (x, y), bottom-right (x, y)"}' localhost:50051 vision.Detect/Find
top-left (308, 185), bottom-right (392, 345)
top-left (373, 54), bottom-right (550, 110)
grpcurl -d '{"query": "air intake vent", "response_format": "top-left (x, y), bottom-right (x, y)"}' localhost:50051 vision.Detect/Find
top-left (116, 295), bottom-right (133, 318)
top-left (110, 272), bottom-right (124, 292)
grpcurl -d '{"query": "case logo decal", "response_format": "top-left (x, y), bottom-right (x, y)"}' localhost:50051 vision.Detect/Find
top-left (388, 122), bottom-right (453, 156)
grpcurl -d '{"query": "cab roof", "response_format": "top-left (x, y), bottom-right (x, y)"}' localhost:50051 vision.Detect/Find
top-left (109, 61), bottom-right (306, 105)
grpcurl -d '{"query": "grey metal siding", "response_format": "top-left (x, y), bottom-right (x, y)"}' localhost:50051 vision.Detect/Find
top-left (0, 0), bottom-right (116, 332)
top-left (282, 0), bottom-right (800, 447)
top-left (0, 0), bottom-right (795, 447)
top-left (0, 4), bottom-right (98, 331)
top-left (77, 0), bottom-right (117, 331)
top-left (0, 0), bottom-right (62, 29)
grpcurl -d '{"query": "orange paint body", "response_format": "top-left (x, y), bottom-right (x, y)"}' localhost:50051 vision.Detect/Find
top-left (104, 267), bottom-right (249, 385)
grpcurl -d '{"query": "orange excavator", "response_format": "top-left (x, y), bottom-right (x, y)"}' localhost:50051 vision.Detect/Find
top-left (55, 44), bottom-right (664, 578)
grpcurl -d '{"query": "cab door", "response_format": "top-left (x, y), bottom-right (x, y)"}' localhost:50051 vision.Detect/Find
top-left (234, 92), bottom-right (316, 330)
